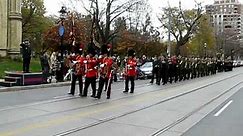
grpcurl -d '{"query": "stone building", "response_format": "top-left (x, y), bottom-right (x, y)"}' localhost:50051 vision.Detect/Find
top-left (206, 0), bottom-right (243, 39)
top-left (0, 0), bottom-right (22, 57)
top-left (206, 0), bottom-right (243, 57)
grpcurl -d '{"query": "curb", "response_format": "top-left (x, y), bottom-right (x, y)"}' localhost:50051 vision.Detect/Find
top-left (0, 79), bottom-right (125, 92)
top-left (0, 82), bottom-right (71, 92)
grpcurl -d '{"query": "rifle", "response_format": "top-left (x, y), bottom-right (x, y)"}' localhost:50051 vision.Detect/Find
top-left (107, 69), bottom-right (113, 91)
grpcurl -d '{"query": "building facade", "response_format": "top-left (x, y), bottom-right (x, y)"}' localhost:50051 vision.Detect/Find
top-left (0, 0), bottom-right (22, 57)
top-left (206, 0), bottom-right (243, 38)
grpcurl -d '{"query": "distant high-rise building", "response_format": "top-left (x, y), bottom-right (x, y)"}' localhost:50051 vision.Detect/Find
top-left (206, 0), bottom-right (243, 40)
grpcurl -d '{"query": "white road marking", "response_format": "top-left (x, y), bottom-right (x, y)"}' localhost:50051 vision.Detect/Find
top-left (214, 100), bottom-right (233, 117)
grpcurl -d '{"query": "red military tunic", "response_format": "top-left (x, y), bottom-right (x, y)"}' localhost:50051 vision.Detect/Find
top-left (99, 56), bottom-right (113, 78)
top-left (85, 57), bottom-right (98, 78)
top-left (75, 56), bottom-right (85, 76)
top-left (126, 58), bottom-right (137, 77)
top-left (104, 57), bottom-right (113, 78)
top-left (68, 54), bottom-right (85, 76)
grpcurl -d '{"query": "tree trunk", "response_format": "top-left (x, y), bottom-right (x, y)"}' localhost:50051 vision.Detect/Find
top-left (175, 44), bottom-right (180, 56)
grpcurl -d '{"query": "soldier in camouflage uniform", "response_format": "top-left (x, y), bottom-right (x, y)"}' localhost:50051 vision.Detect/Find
top-left (160, 55), bottom-right (168, 85)
top-left (179, 57), bottom-right (186, 81)
top-left (191, 57), bottom-right (197, 79)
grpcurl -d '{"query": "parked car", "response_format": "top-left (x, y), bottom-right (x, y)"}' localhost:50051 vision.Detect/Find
top-left (138, 61), bottom-right (153, 79)
top-left (233, 60), bottom-right (243, 67)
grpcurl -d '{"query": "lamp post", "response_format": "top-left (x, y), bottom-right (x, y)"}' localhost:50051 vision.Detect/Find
top-left (204, 43), bottom-right (207, 58)
top-left (58, 6), bottom-right (67, 81)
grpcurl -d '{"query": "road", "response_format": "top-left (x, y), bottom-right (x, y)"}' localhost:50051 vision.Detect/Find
top-left (182, 88), bottom-right (243, 136)
top-left (0, 67), bottom-right (242, 136)
top-left (0, 80), bottom-right (150, 107)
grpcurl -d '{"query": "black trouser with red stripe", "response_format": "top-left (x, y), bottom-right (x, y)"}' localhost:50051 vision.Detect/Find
top-left (96, 76), bottom-right (112, 99)
top-left (70, 74), bottom-right (83, 95)
top-left (83, 77), bottom-right (96, 97)
top-left (125, 76), bottom-right (135, 93)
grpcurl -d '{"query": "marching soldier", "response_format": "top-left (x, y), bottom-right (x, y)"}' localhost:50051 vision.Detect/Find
top-left (160, 55), bottom-right (168, 85)
top-left (82, 43), bottom-right (98, 97)
top-left (179, 57), bottom-right (186, 81)
top-left (168, 57), bottom-right (174, 83)
top-left (150, 56), bottom-right (161, 85)
top-left (212, 58), bottom-right (217, 75)
top-left (171, 55), bottom-right (178, 83)
top-left (96, 44), bottom-right (113, 99)
top-left (176, 56), bottom-right (182, 82)
top-left (184, 57), bottom-right (191, 80)
top-left (123, 49), bottom-right (137, 93)
top-left (191, 58), bottom-right (197, 79)
top-left (68, 44), bottom-right (85, 96)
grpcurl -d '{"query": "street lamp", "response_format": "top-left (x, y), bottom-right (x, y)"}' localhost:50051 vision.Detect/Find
top-left (204, 43), bottom-right (207, 57)
top-left (58, 6), bottom-right (67, 81)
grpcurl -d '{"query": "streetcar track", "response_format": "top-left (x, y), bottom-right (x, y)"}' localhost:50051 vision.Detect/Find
top-left (0, 82), bottom-right (151, 112)
top-left (0, 70), bottom-right (237, 113)
top-left (151, 82), bottom-right (243, 136)
top-left (53, 73), bottom-right (242, 136)
top-left (0, 73), bottom-right (240, 125)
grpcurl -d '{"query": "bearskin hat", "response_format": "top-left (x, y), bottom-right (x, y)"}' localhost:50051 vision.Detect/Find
top-left (87, 42), bottom-right (96, 56)
top-left (75, 43), bottom-right (84, 54)
top-left (100, 44), bottom-right (109, 55)
top-left (127, 48), bottom-right (135, 57)
top-left (107, 44), bottom-right (112, 51)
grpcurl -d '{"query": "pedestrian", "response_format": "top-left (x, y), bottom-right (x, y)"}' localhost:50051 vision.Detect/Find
top-left (50, 51), bottom-right (58, 82)
top-left (40, 52), bottom-right (50, 83)
top-left (96, 44), bottom-right (113, 99)
top-left (123, 49), bottom-right (137, 93)
top-left (20, 39), bottom-right (31, 73)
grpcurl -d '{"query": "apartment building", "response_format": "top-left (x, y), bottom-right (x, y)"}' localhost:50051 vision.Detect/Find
top-left (206, 0), bottom-right (243, 40)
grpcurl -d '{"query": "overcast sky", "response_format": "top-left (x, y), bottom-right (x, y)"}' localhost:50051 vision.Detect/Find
top-left (44, 0), bottom-right (216, 15)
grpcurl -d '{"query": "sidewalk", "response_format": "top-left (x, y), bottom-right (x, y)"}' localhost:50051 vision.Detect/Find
top-left (0, 77), bottom-right (124, 92)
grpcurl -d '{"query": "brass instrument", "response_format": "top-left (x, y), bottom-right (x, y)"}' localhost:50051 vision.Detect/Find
top-left (75, 61), bottom-right (83, 75)
top-left (100, 61), bottom-right (108, 78)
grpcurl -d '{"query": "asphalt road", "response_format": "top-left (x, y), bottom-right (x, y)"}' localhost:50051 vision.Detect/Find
top-left (0, 79), bottom-right (150, 107)
top-left (0, 68), bottom-right (242, 136)
top-left (182, 88), bottom-right (243, 136)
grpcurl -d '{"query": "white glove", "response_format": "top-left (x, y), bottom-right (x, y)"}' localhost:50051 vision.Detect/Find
top-left (100, 64), bottom-right (105, 68)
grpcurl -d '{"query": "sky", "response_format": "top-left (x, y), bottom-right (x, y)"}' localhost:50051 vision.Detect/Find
top-left (44, 0), bottom-right (217, 27)
top-left (43, 0), bottom-right (243, 40)
top-left (44, 0), bottom-right (216, 16)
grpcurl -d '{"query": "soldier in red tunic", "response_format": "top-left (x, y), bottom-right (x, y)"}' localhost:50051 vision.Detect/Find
top-left (123, 49), bottom-right (137, 93)
top-left (95, 44), bottom-right (113, 99)
top-left (68, 44), bottom-right (85, 96)
top-left (82, 43), bottom-right (98, 97)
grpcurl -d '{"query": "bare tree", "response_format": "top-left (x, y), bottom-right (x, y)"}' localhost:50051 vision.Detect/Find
top-left (159, 1), bottom-right (203, 56)
top-left (79, 0), bottom-right (144, 46)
